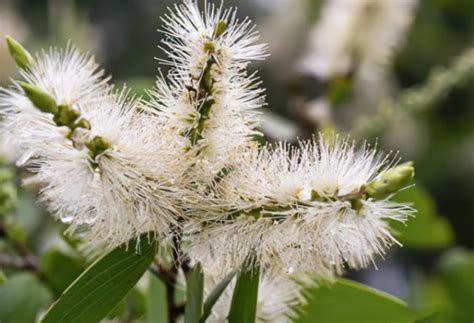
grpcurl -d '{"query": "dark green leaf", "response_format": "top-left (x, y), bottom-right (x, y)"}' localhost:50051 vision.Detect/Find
top-left (185, 263), bottom-right (204, 323)
top-left (41, 235), bottom-right (157, 323)
top-left (228, 265), bottom-right (260, 323)
top-left (293, 278), bottom-right (416, 323)
top-left (0, 273), bottom-right (53, 323)
top-left (391, 187), bottom-right (454, 248)
top-left (200, 270), bottom-right (236, 323)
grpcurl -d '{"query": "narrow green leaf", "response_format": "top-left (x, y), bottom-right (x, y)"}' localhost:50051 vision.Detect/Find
top-left (147, 273), bottom-right (168, 323)
top-left (185, 263), bottom-right (204, 323)
top-left (0, 273), bottom-right (53, 323)
top-left (293, 278), bottom-right (416, 323)
top-left (228, 264), bottom-right (260, 323)
top-left (200, 270), bottom-right (236, 323)
top-left (41, 235), bottom-right (158, 323)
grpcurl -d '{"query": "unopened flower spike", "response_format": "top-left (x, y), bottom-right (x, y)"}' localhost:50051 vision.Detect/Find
top-left (5, 36), bottom-right (33, 70)
top-left (365, 161), bottom-right (415, 199)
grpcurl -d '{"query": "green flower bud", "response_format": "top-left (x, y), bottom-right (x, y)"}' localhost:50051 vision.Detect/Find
top-left (86, 136), bottom-right (111, 159)
top-left (53, 105), bottom-right (80, 128)
top-left (75, 118), bottom-right (91, 130)
top-left (203, 41), bottom-right (216, 53)
top-left (5, 36), bottom-right (33, 70)
top-left (365, 161), bottom-right (415, 200)
top-left (214, 20), bottom-right (227, 38)
top-left (18, 82), bottom-right (58, 115)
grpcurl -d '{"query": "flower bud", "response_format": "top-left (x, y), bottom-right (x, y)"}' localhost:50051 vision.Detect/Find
top-left (6, 36), bottom-right (33, 70)
top-left (365, 161), bottom-right (415, 199)
top-left (86, 136), bottom-right (111, 159)
top-left (18, 82), bottom-right (58, 115)
top-left (75, 118), bottom-right (91, 130)
top-left (53, 104), bottom-right (80, 127)
top-left (214, 20), bottom-right (227, 38)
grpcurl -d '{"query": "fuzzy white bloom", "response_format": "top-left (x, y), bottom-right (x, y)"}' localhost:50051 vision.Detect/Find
top-left (184, 136), bottom-right (414, 276)
top-left (0, 45), bottom-right (110, 163)
top-left (299, 0), bottom-right (417, 80)
top-left (0, 46), bottom-right (188, 249)
top-left (206, 273), bottom-right (301, 323)
top-left (149, 0), bottom-right (268, 180)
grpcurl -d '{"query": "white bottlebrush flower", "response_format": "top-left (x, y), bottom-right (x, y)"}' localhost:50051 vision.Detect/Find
top-left (0, 45), bottom-right (110, 163)
top-left (149, 0), bottom-right (268, 180)
top-left (299, 0), bottom-right (417, 80)
top-left (10, 92), bottom-right (187, 249)
top-left (184, 135), bottom-right (414, 277)
top-left (0, 44), bottom-right (189, 249)
top-left (21, 44), bottom-right (110, 107)
top-left (205, 272), bottom-right (301, 323)
top-left (160, 0), bottom-right (268, 77)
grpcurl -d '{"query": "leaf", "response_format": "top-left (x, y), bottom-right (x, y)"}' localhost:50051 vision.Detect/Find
top-left (228, 265), bottom-right (260, 323)
top-left (293, 278), bottom-right (417, 323)
top-left (41, 235), bottom-right (158, 323)
top-left (40, 248), bottom-right (85, 297)
top-left (147, 273), bottom-right (168, 323)
top-left (185, 263), bottom-right (204, 323)
top-left (0, 273), bottom-right (53, 323)
top-left (200, 270), bottom-right (236, 323)
top-left (391, 187), bottom-right (454, 248)
top-left (438, 249), bottom-right (474, 320)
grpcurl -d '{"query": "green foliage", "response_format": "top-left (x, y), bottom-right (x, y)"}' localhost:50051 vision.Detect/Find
top-left (294, 278), bottom-right (417, 323)
top-left (185, 263), bottom-right (204, 323)
top-left (147, 273), bottom-right (168, 323)
top-left (0, 273), bottom-right (53, 323)
top-left (40, 248), bottom-right (85, 297)
top-left (438, 249), bottom-right (474, 320)
top-left (201, 270), bottom-right (236, 323)
top-left (41, 236), bottom-right (158, 323)
top-left (228, 265), bottom-right (260, 323)
top-left (391, 187), bottom-right (454, 248)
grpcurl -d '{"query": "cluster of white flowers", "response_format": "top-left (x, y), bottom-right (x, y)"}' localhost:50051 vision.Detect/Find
top-left (184, 137), bottom-right (414, 277)
top-left (299, 0), bottom-right (417, 81)
top-left (148, 0), bottom-right (267, 181)
top-left (0, 43), bottom-right (188, 248)
top-left (0, 1), bottom-right (416, 320)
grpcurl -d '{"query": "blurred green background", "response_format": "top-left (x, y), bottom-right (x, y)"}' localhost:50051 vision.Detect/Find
top-left (0, 0), bottom-right (473, 322)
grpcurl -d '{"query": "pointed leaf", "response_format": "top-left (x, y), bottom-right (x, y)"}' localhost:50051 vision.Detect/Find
top-left (147, 273), bottom-right (168, 323)
top-left (185, 263), bottom-right (204, 323)
top-left (41, 236), bottom-right (157, 323)
top-left (228, 265), bottom-right (260, 323)
top-left (200, 270), bottom-right (236, 323)
top-left (293, 278), bottom-right (416, 323)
